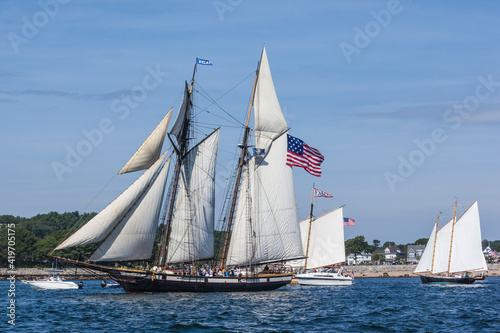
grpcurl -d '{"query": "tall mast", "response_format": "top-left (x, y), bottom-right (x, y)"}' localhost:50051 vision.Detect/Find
top-left (447, 199), bottom-right (458, 276)
top-left (430, 213), bottom-right (439, 276)
top-left (219, 61), bottom-right (260, 269)
top-left (303, 184), bottom-right (315, 270)
top-left (158, 63), bottom-right (197, 267)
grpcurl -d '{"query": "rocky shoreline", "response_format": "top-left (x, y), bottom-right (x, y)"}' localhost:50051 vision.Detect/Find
top-left (348, 263), bottom-right (500, 278)
top-left (2, 263), bottom-right (499, 280)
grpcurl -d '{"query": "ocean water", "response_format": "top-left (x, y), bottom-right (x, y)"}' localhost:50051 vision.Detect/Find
top-left (3, 277), bottom-right (500, 332)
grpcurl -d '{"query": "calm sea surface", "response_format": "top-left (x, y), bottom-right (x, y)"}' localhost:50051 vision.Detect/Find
top-left (3, 277), bottom-right (500, 332)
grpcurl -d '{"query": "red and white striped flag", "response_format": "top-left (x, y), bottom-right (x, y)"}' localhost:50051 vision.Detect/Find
top-left (286, 134), bottom-right (324, 177)
top-left (344, 218), bottom-right (355, 226)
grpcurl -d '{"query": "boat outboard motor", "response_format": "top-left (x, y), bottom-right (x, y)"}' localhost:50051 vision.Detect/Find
top-left (77, 281), bottom-right (84, 289)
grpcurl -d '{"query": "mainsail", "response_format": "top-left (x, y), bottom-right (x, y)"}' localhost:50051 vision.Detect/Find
top-left (166, 129), bottom-right (220, 263)
top-left (415, 201), bottom-right (487, 274)
top-left (226, 47), bottom-right (303, 266)
top-left (296, 207), bottom-right (345, 269)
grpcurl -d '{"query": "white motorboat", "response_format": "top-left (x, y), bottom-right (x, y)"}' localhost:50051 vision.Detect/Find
top-left (23, 266), bottom-right (83, 290)
top-left (24, 277), bottom-right (82, 290)
top-left (295, 268), bottom-right (353, 286)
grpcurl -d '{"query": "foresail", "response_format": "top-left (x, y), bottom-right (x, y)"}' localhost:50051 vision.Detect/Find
top-left (166, 129), bottom-right (219, 263)
top-left (254, 47), bottom-right (288, 150)
top-left (449, 201), bottom-right (488, 273)
top-left (118, 109), bottom-right (172, 174)
top-left (55, 153), bottom-right (167, 251)
top-left (90, 154), bottom-right (171, 261)
top-left (227, 134), bottom-right (303, 266)
top-left (414, 223), bottom-right (436, 273)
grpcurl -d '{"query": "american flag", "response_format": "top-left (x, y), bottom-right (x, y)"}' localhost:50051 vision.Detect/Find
top-left (314, 188), bottom-right (333, 198)
top-left (286, 134), bottom-right (324, 177)
top-left (344, 218), bottom-right (355, 226)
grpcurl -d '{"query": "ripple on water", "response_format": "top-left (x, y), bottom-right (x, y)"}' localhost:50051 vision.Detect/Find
top-left (6, 277), bottom-right (500, 332)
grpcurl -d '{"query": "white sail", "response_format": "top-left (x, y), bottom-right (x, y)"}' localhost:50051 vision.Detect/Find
top-left (90, 155), bottom-right (171, 261)
top-left (449, 201), bottom-right (488, 273)
top-left (254, 47), bottom-right (288, 150)
top-left (226, 134), bottom-right (303, 266)
top-left (118, 109), bottom-right (172, 174)
top-left (431, 219), bottom-right (453, 274)
top-left (225, 158), bottom-right (253, 266)
top-left (55, 153), bottom-right (167, 251)
top-left (166, 129), bottom-right (220, 263)
top-left (304, 207), bottom-right (345, 269)
top-left (414, 223), bottom-right (437, 273)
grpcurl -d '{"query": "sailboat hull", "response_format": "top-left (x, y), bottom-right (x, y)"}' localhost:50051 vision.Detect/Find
top-left (419, 275), bottom-right (475, 285)
top-left (112, 272), bottom-right (293, 293)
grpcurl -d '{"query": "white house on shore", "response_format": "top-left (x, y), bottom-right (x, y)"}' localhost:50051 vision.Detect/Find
top-left (347, 252), bottom-right (372, 265)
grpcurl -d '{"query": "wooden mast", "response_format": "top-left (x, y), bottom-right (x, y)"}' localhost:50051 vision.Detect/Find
top-left (430, 213), bottom-right (439, 276)
top-left (447, 199), bottom-right (458, 276)
top-left (303, 184), bottom-right (315, 271)
top-left (218, 61), bottom-right (260, 269)
top-left (158, 63), bottom-right (197, 267)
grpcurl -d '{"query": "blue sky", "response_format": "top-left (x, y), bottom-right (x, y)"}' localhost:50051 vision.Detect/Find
top-left (1, 0), bottom-right (499, 244)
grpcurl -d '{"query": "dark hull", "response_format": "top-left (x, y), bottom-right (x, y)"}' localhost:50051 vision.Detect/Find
top-left (49, 255), bottom-right (292, 293)
top-left (419, 275), bottom-right (475, 285)
top-left (114, 274), bottom-right (292, 293)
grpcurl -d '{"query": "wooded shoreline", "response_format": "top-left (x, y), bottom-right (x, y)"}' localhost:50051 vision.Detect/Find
top-left (3, 263), bottom-right (499, 281)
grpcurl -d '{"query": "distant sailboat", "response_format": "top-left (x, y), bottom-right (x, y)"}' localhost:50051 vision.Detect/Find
top-left (50, 47), bottom-right (305, 292)
top-left (414, 200), bottom-right (488, 284)
top-left (294, 187), bottom-right (353, 286)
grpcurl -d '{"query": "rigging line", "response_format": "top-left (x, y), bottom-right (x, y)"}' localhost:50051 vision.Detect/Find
top-left (192, 104), bottom-right (243, 127)
top-left (194, 88), bottom-right (244, 127)
top-left (191, 121), bottom-right (244, 129)
top-left (54, 173), bottom-right (119, 248)
top-left (194, 72), bottom-right (254, 126)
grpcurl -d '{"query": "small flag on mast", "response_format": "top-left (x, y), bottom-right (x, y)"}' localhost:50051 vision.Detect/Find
top-left (313, 188), bottom-right (333, 198)
top-left (286, 134), bottom-right (324, 177)
top-left (343, 218), bottom-right (355, 226)
top-left (196, 58), bottom-right (213, 65)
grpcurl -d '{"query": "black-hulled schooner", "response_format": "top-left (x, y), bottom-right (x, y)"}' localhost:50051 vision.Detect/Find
top-left (50, 47), bottom-right (305, 292)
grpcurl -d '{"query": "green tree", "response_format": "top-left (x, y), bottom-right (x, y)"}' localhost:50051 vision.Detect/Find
top-left (371, 253), bottom-right (385, 264)
top-left (345, 236), bottom-right (370, 262)
top-left (382, 241), bottom-right (395, 249)
top-left (373, 239), bottom-right (381, 248)
top-left (414, 238), bottom-right (429, 246)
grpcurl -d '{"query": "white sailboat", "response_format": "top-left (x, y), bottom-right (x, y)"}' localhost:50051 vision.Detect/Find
top-left (50, 47), bottom-right (305, 292)
top-left (414, 200), bottom-right (488, 284)
top-left (294, 187), bottom-right (353, 286)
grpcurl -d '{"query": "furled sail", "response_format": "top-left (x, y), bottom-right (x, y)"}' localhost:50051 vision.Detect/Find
top-left (118, 109), bottom-right (172, 174)
top-left (166, 129), bottom-right (220, 263)
top-left (55, 153), bottom-right (168, 251)
top-left (90, 155), bottom-right (171, 261)
top-left (226, 134), bottom-right (303, 266)
top-left (449, 201), bottom-right (487, 273)
top-left (254, 47), bottom-right (288, 150)
top-left (296, 207), bottom-right (345, 269)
